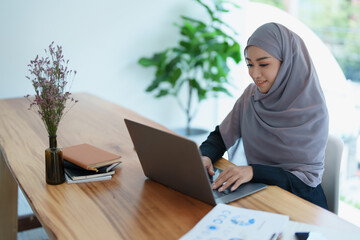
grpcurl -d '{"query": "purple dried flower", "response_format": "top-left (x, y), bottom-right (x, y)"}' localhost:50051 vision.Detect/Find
top-left (25, 42), bottom-right (78, 136)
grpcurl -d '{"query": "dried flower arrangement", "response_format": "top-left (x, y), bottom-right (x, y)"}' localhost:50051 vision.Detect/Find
top-left (25, 42), bottom-right (78, 136)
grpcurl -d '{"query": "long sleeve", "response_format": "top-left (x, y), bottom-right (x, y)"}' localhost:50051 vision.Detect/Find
top-left (251, 164), bottom-right (296, 190)
top-left (251, 164), bottom-right (328, 209)
top-left (199, 125), bottom-right (226, 163)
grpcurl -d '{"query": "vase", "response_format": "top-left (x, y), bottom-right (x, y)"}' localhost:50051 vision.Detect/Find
top-left (173, 127), bottom-right (209, 145)
top-left (45, 135), bottom-right (65, 185)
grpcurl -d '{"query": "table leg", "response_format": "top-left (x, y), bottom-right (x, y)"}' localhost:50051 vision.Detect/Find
top-left (0, 150), bottom-right (18, 240)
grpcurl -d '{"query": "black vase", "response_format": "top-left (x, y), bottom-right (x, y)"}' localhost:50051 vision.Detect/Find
top-left (45, 135), bottom-right (65, 185)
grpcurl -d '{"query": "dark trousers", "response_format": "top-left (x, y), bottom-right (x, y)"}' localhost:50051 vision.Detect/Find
top-left (251, 164), bottom-right (329, 210)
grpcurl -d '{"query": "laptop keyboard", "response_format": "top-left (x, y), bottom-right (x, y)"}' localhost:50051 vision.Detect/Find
top-left (212, 188), bottom-right (231, 198)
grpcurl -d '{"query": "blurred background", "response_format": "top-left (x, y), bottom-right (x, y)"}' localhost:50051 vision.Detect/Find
top-left (1, 0), bottom-right (359, 237)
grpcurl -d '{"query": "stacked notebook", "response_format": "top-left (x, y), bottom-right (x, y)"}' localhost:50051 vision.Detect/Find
top-left (62, 143), bottom-right (122, 184)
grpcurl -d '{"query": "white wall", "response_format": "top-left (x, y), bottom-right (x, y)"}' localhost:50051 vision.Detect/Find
top-left (0, 0), bottom-right (247, 131)
top-left (2, 1), bottom-right (353, 137)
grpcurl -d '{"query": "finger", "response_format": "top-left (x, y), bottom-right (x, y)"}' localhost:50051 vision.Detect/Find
top-left (212, 177), bottom-right (226, 190)
top-left (208, 164), bottom-right (215, 176)
top-left (202, 157), bottom-right (215, 176)
top-left (230, 178), bottom-right (244, 192)
top-left (212, 171), bottom-right (230, 189)
top-left (213, 167), bottom-right (234, 186)
top-left (218, 176), bottom-right (238, 192)
top-left (205, 163), bottom-right (215, 176)
top-left (213, 172), bottom-right (231, 190)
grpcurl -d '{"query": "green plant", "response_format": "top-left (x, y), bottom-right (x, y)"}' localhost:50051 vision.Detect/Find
top-left (138, 0), bottom-right (241, 135)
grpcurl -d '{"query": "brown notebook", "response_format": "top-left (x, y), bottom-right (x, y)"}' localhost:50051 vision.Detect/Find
top-left (62, 143), bottom-right (122, 172)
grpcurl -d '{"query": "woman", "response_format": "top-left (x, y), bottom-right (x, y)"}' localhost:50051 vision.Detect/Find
top-left (199, 22), bottom-right (329, 209)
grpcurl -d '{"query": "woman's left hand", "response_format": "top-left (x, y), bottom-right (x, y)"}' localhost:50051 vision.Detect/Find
top-left (212, 165), bottom-right (254, 192)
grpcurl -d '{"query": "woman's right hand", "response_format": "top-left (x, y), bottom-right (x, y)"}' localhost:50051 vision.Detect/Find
top-left (201, 156), bottom-right (215, 176)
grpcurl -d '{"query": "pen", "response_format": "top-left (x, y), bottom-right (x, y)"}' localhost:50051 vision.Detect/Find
top-left (269, 232), bottom-right (282, 240)
top-left (269, 233), bottom-right (276, 240)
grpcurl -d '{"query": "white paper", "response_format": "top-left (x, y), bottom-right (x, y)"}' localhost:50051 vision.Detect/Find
top-left (180, 204), bottom-right (289, 240)
top-left (282, 220), bottom-right (360, 240)
top-left (65, 174), bottom-right (111, 183)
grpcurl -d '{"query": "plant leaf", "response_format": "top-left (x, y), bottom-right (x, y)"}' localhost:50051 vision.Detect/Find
top-left (138, 57), bottom-right (157, 67)
top-left (180, 21), bottom-right (196, 38)
top-left (169, 68), bottom-right (182, 86)
top-left (155, 89), bottom-right (169, 98)
top-left (181, 16), bottom-right (206, 28)
top-left (227, 42), bottom-right (241, 63)
top-left (189, 78), bottom-right (207, 101)
top-left (212, 86), bottom-right (232, 96)
top-left (146, 75), bottom-right (166, 92)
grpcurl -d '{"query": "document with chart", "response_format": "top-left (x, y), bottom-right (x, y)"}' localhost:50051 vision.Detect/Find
top-left (180, 204), bottom-right (289, 240)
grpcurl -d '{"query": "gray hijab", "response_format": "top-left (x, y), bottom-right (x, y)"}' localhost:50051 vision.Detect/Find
top-left (219, 23), bottom-right (329, 187)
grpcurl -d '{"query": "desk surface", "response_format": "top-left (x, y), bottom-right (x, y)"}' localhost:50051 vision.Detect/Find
top-left (1, 93), bottom-right (359, 239)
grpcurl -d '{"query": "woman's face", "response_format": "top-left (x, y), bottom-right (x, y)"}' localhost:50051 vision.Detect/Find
top-left (246, 46), bottom-right (282, 93)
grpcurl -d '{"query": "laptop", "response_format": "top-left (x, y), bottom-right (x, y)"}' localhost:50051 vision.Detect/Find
top-left (124, 119), bottom-right (267, 205)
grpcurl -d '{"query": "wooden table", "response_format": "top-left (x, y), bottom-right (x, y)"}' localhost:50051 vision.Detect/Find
top-left (1, 93), bottom-right (359, 239)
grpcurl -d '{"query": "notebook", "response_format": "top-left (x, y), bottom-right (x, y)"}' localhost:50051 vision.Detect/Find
top-left (124, 119), bottom-right (267, 205)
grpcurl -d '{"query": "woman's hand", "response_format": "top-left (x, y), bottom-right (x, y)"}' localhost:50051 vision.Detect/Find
top-left (212, 165), bottom-right (254, 192)
top-left (201, 156), bottom-right (215, 176)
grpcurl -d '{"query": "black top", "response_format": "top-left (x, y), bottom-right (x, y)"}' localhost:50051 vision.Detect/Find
top-left (199, 125), bottom-right (328, 209)
top-left (199, 125), bottom-right (226, 163)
